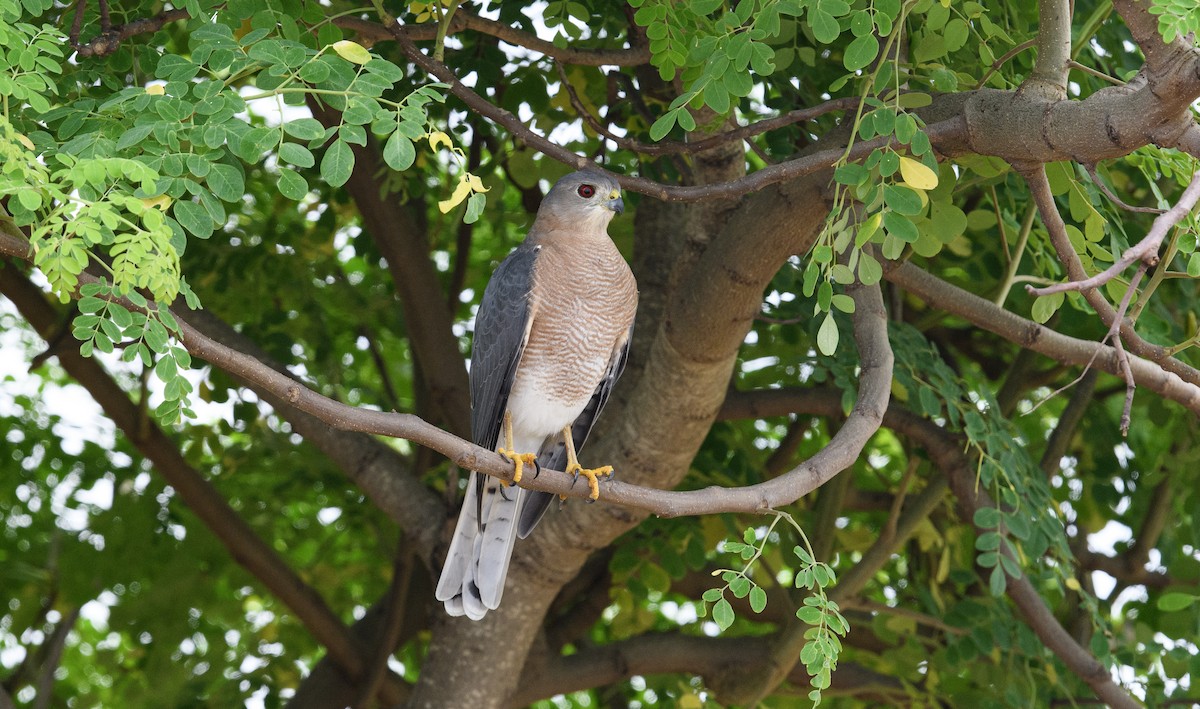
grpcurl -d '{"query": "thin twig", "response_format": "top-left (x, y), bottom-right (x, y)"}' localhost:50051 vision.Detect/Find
top-left (1018, 164), bottom-right (1200, 389)
top-left (1029, 170), bottom-right (1200, 296)
top-left (97, 0), bottom-right (111, 33)
top-left (976, 39), bottom-right (1036, 89)
top-left (556, 61), bottom-right (859, 157)
top-left (1068, 60), bottom-right (1124, 85)
top-left (386, 14), bottom-right (966, 202)
top-left (1084, 163), bottom-right (1165, 214)
top-left (68, 0), bottom-right (87, 48)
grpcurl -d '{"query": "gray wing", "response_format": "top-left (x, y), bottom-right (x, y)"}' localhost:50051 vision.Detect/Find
top-left (470, 242), bottom-right (538, 452)
top-left (435, 243), bottom-right (538, 619)
top-left (517, 323), bottom-right (634, 538)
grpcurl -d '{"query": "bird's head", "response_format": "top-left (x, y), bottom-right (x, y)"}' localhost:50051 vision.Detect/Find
top-left (536, 170), bottom-right (624, 233)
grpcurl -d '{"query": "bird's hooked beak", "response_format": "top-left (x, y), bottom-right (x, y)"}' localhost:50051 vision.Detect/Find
top-left (607, 188), bottom-right (624, 215)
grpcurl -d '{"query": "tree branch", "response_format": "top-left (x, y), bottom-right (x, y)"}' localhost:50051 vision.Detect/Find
top-left (555, 60), bottom-right (859, 156)
top-left (338, 10), bottom-right (650, 66)
top-left (1026, 0), bottom-right (1073, 96)
top-left (0, 269), bottom-right (409, 705)
top-left (880, 258), bottom-right (1200, 414)
top-left (1020, 164), bottom-right (1200, 397)
top-left (71, 7), bottom-right (649, 66)
top-left (1110, 0), bottom-right (1196, 73)
top-left (308, 99), bottom-right (471, 437)
top-left (32, 607), bottom-right (78, 709)
top-left (0, 233), bottom-right (882, 519)
top-left (507, 632), bottom-right (906, 707)
top-left (384, 12), bottom-right (970, 202)
top-left (1028, 170), bottom-right (1200, 297)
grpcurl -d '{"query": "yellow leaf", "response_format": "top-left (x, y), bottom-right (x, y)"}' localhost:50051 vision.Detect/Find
top-left (142, 195), bottom-right (172, 211)
top-left (332, 40), bottom-right (372, 65)
top-left (438, 177), bottom-right (472, 213)
top-left (14, 132), bottom-right (34, 150)
top-left (899, 156), bottom-right (939, 190)
top-left (145, 84), bottom-right (166, 95)
top-left (1064, 577), bottom-right (1082, 591)
top-left (428, 131), bottom-right (452, 152)
top-left (465, 173), bottom-right (489, 193)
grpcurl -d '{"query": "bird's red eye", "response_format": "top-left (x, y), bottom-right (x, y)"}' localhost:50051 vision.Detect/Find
top-left (577, 184), bottom-right (596, 198)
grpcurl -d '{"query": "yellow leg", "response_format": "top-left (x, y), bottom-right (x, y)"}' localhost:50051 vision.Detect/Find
top-left (496, 412), bottom-right (536, 485)
top-left (561, 425), bottom-right (613, 501)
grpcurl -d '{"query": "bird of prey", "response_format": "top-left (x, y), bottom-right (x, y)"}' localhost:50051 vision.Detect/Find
top-left (435, 170), bottom-right (638, 620)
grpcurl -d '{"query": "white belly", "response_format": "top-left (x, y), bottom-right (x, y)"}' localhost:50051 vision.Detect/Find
top-left (504, 370), bottom-right (593, 453)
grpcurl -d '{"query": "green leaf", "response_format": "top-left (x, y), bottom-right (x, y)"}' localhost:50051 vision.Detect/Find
top-left (299, 60), bottom-right (330, 83)
top-left (207, 163), bottom-right (245, 202)
top-left (1157, 592), bottom-right (1198, 612)
top-left (383, 132), bottom-right (415, 171)
top-left (713, 598), bottom-right (735, 630)
top-left (173, 200), bottom-right (214, 239)
top-left (859, 249), bottom-right (888, 283)
top-left (730, 576), bottom-right (751, 598)
top-left (116, 124), bottom-right (155, 151)
top-left (320, 139), bottom-right (354, 187)
top-left (279, 143), bottom-right (315, 168)
top-left (884, 184), bottom-right (924, 216)
top-left (79, 296), bottom-right (105, 314)
top-left (810, 8), bottom-right (839, 43)
top-left (464, 192), bottom-right (486, 224)
top-left (943, 19), bottom-right (969, 52)
top-left (883, 211), bottom-right (919, 243)
top-left (749, 585), bottom-right (767, 613)
top-left (283, 118), bottom-right (327, 141)
top-left (649, 111), bottom-right (677, 141)
top-left (277, 168), bottom-right (309, 200)
top-left (817, 312), bottom-right (839, 355)
top-left (843, 34), bottom-right (879, 71)
top-left (988, 565), bottom-right (1007, 596)
top-left (1031, 292), bottom-right (1064, 324)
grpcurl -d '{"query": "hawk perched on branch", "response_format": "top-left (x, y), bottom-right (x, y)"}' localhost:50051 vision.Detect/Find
top-left (436, 170), bottom-right (638, 620)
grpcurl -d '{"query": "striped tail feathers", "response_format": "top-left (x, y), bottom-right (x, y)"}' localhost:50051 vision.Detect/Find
top-left (435, 471), bottom-right (526, 620)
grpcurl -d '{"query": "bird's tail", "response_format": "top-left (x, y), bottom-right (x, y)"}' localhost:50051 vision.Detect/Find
top-left (435, 471), bottom-right (524, 620)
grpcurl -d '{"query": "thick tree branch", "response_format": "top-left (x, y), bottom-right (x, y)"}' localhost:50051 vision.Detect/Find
top-left (1110, 0), bottom-right (1196, 73)
top-left (1027, 0), bottom-right (1072, 95)
top-left (507, 632), bottom-right (906, 707)
top-left (0, 269), bottom-right (409, 706)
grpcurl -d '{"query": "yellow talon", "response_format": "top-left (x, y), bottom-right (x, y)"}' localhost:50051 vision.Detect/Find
top-left (498, 448), bottom-right (537, 485)
top-left (567, 463), bottom-right (613, 500)
top-left (559, 424), bottom-right (613, 501)
top-left (497, 412), bottom-right (536, 485)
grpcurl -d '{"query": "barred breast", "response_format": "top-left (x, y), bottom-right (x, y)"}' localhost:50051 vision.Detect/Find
top-left (506, 236), bottom-right (637, 438)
